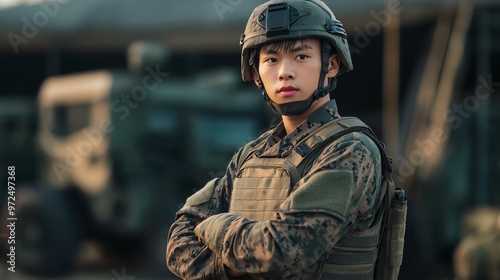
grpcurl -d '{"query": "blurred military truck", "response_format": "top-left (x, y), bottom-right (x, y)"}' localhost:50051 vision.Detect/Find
top-left (0, 43), bottom-right (270, 276)
top-left (0, 98), bottom-right (37, 200)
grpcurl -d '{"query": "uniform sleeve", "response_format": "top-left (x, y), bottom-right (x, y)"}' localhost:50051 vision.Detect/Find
top-left (166, 146), bottom-right (244, 280)
top-left (194, 132), bottom-right (382, 278)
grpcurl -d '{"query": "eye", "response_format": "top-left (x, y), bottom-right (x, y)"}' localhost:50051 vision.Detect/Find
top-left (263, 57), bottom-right (278, 64)
top-left (296, 54), bottom-right (309, 60)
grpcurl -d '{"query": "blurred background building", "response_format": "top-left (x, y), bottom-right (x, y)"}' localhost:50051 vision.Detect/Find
top-left (0, 0), bottom-right (499, 279)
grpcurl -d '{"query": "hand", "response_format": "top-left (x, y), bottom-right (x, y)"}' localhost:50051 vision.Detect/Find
top-left (194, 213), bottom-right (238, 252)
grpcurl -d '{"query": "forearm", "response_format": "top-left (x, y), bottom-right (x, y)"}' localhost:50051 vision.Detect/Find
top-left (196, 211), bottom-right (345, 278)
top-left (166, 177), bottom-right (231, 279)
top-left (167, 215), bottom-right (229, 280)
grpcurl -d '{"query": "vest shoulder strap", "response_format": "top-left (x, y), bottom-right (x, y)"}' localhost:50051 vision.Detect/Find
top-left (286, 116), bottom-right (392, 179)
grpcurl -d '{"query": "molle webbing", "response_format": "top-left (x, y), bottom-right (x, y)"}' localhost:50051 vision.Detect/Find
top-left (375, 194), bottom-right (407, 280)
top-left (319, 204), bottom-right (385, 280)
top-left (229, 157), bottom-right (301, 221)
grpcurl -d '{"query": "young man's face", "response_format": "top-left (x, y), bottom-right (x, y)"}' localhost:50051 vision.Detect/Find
top-left (256, 38), bottom-right (339, 105)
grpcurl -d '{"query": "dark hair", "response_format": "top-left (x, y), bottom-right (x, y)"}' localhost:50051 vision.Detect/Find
top-left (260, 38), bottom-right (310, 54)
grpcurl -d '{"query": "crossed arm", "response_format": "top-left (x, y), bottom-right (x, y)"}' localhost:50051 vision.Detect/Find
top-left (166, 149), bottom-right (240, 280)
top-left (166, 133), bottom-right (381, 279)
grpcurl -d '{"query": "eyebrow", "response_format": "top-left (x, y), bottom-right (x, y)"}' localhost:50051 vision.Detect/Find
top-left (290, 44), bottom-right (314, 52)
top-left (262, 44), bottom-right (314, 55)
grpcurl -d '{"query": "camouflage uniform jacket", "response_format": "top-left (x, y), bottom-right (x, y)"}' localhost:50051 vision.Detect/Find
top-left (166, 99), bottom-right (383, 279)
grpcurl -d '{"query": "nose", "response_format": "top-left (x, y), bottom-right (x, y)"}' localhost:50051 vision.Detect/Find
top-left (278, 59), bottom-right (295, 80)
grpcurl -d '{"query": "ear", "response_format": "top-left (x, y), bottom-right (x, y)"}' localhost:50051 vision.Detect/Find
top-left (253, 69), bottom-right (262, 89)
top-left (326, 54), bottom-right (340, 78)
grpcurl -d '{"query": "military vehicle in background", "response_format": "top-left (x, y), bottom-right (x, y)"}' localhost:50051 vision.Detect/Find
top-left (0, 98), bottom-right (37, 210)
top-left (0, 42), bottom-right (270, 276)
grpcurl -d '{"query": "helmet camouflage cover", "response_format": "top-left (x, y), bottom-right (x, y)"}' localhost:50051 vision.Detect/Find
top-left (240, 0), bottom-right (353, 82)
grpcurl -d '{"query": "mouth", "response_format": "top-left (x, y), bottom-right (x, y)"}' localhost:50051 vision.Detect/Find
top-left (277, 86), bottom-right (298, 97)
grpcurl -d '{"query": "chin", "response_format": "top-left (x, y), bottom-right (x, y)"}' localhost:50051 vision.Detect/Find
top-left (274, 96), bottom-right (307, 104)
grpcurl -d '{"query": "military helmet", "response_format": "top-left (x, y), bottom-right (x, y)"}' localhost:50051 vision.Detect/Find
top-left (240, 0), bottom-right (353, 82)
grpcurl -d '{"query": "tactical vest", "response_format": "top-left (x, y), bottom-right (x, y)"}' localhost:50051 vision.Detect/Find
top-left (229, 117), bottom-right (407, 280)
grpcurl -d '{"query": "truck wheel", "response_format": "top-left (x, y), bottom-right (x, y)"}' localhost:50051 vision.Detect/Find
top-left (2, 187), bottom-right (81, 276)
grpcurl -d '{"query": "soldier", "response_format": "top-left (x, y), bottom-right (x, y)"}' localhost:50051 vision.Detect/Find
top-left (167, 0), bottom-right (402, 279)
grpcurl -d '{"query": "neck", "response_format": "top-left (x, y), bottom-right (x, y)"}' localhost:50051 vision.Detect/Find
top-left (282, 95), bottom-right (330, 134)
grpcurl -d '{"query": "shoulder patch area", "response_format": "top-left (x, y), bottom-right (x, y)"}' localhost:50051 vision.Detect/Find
top-left (289, 170), bottom-right (353, 217)
top-left (185, 178), bottom-right (218, 206)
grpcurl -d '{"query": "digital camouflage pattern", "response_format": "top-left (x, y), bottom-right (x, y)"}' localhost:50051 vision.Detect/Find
top-left (166, 100), bottom-right (383, 279)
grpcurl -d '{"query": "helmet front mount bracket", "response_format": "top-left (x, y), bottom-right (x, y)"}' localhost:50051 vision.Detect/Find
top-left (257, 3), bottom-right (301, 37)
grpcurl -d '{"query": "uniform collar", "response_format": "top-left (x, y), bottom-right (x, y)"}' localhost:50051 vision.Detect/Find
top-left (259, 99), bottom-right (340, 157)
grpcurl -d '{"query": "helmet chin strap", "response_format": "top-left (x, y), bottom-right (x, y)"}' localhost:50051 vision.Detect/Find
top-left (256, 41), bottom-right (336, 116)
